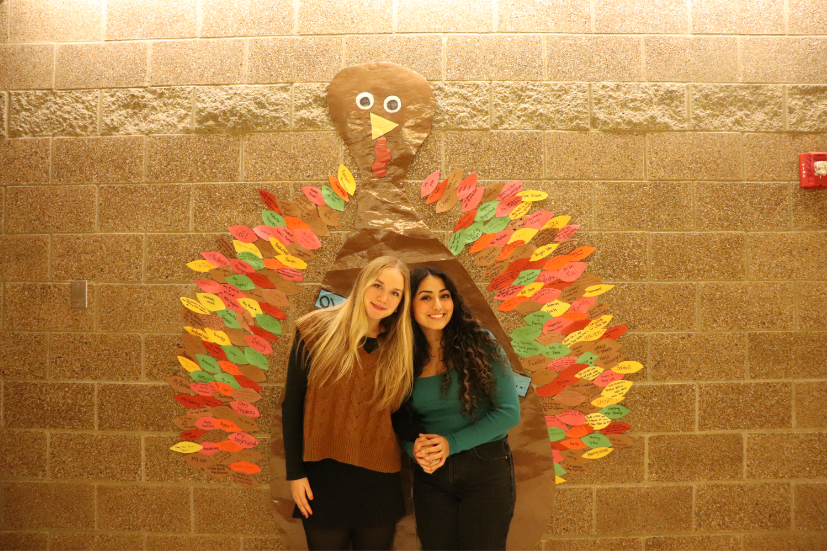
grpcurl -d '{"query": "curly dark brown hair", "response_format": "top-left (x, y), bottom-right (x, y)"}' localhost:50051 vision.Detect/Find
top-left (410, 266), bottom-right (501, 418)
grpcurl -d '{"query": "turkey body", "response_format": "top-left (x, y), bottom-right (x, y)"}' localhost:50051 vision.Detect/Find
top-left (305, 62), bottom-right (556, 551)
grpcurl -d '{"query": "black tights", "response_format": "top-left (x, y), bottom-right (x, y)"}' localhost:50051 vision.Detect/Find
top-left (302, 522), bottom-right (396, 551)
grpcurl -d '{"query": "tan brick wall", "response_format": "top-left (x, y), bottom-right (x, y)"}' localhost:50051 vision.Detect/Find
top-left (0, 1), bottom-right (825, 549)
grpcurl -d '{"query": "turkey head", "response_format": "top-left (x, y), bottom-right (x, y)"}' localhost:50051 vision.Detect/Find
top-left (327, 62), bottom-right (435, 184)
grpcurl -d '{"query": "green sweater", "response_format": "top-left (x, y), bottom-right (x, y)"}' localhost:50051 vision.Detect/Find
top-left (402, 347), bottom-right (521, 457)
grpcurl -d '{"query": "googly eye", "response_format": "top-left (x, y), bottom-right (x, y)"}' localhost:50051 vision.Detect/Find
top-left (356, 92), bottom-right (374, 110)
top-left (384, 95), bottom-right (401, 113)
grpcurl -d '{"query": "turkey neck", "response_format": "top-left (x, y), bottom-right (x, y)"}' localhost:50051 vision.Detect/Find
top-left (321, 168), bottom-right (452, 291)
top-left (354, 171), bottom-right (427, 235)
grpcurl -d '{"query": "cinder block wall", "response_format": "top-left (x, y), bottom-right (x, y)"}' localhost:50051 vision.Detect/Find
top-left (1, 0), bottom-right (826, 549)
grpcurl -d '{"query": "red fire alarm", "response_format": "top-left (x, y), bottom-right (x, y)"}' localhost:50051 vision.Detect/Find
top-left (800, 152), bottom-right (827, 189)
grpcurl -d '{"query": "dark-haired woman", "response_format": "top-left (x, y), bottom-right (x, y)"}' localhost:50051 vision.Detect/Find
top-left (402, 266), bottom-right (520, 550)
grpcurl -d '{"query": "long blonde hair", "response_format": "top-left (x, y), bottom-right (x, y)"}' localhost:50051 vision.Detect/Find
top-left (296, 256), bottom-right (414, 410)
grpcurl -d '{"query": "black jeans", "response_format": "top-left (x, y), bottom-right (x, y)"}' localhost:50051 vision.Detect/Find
top-left (412, 437), bottom-right (516, 551)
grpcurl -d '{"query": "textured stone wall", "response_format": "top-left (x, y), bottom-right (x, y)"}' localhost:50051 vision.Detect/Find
top-left (1, 0), bottom-right (826, 550)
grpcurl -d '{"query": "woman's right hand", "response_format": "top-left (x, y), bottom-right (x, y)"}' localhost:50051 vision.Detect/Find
top-left (290, 478), bottom-right (313, 518)
top-left (414, 434), bottom-right (448, 473)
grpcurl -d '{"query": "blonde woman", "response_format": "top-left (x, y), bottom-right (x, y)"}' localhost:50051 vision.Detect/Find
top-left (281, 256), bottom-right (415, 550)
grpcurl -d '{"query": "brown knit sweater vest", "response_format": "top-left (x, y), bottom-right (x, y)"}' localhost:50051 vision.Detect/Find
top-left (303, 345), bottom-right (401, 473)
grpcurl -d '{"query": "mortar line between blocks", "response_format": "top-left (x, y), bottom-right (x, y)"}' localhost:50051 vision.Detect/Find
top-left (190, 88), bottom-right (196, 133)
top-left (736, 37), bottom-right (743, 84)
top-left (243, 39), bottom-right (250, 85)
top-left (591, 486), bottom-right (597, 533)
top-left (49, 136), bottom-right (55, 185)
top-left (441, 35), bottom-right (447, 81)
top-left (101, 0), bottom-right (108, 41)
top-left (146, 41), bottom-right (153, 88)
top-left (289, 84), bottom-right (295, 131)
top-left (95, 184), bottom-right (100, 233)
top-left (52, 43), bottom-right (57, 89)
top-left (790, 480), bottom-right (796, 530)
top-left (47, 203), bottom-right (54, 284)
top-left (642, 131), bottom-right (648, 182)
top-left (44, 430), bottom-right (51, 479)
top-left (691, 483), bottom-right (697, 531)
top-left (140, 134), bottom-right (148, 183)
top-left (784, 0), bottom-right (790, 34)
top-left (645, 221), bottom-right (652, 283)
top-left (94, 482), bottom-right (99, 531)
top-left (94, 382), bottom-right (99, 431)
top-left (141, 233), bottom-right (148, 284)
top-left (790, 381), bottom-right (797, 430)
top-left (686, 85), bottom-right (692, 131)
top-left (742, 433), bottom-right (748, 480)
top-left (589, 0), bottom-right (596, 33)
top-left (787, 182), bottom-right (793, 230)
top-left (686, 0), bottom-right (693, 33)
top-left (191, 486), bottom-right (196, 532)
top-left (141, 434), bottom-right (146, 482)
top-left (140, 333), bottom-right (147, 381)
top-left (196, 0), bottom-right (203, 38)
top-left (639, 36), bottom-right (647, 81)
top-left (238, 133), bottom-right (245, 185)
top-left (690, 181), bottom-right (697, 232)
top-left (742, 327), bottom-right (750, 384)
top-left (45, 333), bottom-right (52, 380)
top-left (94, 280), bottom-right (101, 333)
top-left (3, 91), bottom-right (8, 139)
top-left (588, 181), bottom-right (595, 229)
top-left (587, 83), bottom-right (594, 132)
top-left (487, 81), bottom-right (493, 134)
top-left (792, 281), bottom-right (799, 331)
top-left (643, 434), bottom-right (649, 483)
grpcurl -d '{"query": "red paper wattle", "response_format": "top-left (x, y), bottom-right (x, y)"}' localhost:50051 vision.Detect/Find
top-left (372, 137), bottom-right (391, 177)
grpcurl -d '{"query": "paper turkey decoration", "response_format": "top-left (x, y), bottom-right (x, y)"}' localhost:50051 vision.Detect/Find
top-left (167, 62), bottom-right (641, 550)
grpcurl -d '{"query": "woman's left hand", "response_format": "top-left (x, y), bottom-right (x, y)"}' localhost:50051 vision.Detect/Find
top-left (414, 433), bottom-right (449, 473)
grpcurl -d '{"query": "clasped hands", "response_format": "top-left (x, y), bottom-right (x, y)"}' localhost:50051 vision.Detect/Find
top-left (413, 433), bottom-right (449, 474)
